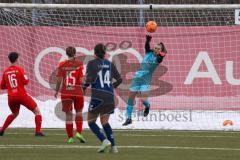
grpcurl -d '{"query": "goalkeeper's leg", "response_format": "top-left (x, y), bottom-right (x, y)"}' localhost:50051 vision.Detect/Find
top-left (140, 91), bottom-right (151, 117)
top-left (142, 99), bottom-right (150, 117)
top-left (123, 91), bottom-right (138, 126)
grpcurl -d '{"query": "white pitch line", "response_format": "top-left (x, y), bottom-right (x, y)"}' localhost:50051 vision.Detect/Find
top-left (0, 145), bottom-right (240, 151)
top-left (6, 133), bottom-right (66, 136)
top-left (121, 134), bottom-right (240, 138)
top-left (40, 129), bottom-right (240, 133)
top-left (5, 132), bottom-right (240, 138)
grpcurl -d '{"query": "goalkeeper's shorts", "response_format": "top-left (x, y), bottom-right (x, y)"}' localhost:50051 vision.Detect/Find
top-left (129, 77), bottom-right (151, 92)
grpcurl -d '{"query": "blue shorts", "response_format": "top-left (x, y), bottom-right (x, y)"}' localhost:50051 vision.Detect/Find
top-left (88, 96), bottom-right (115, 115)
top-left (129, 77), bottom-right (151, 92)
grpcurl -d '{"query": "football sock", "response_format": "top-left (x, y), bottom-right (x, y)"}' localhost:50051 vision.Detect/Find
top-left (1, 114), bottom-right (16, 131)
top-left (102, 123), bottom-right (115, 146)
top-left (35, 115), bottom-right (42, 134)
top-left (88, 121), bottom-right (106, 142)
top-left (75, 115), bottom-right (83, 134)
top-left (66, 122), bottom-right (73, 138)
top-left (126, 98), bottom-right (134, 119)
top-left (142, 99), bottom-right (150, 108)
top-left (126, 105), bottom-right (133, 119)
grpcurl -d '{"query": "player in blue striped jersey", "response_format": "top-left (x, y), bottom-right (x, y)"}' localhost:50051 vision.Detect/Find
top-left (83, 43), bottom-right (122, 153)
top-left (123, 35), bottom-right (167, 126)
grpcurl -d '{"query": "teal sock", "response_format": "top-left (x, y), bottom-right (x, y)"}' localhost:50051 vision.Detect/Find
top-left (142, 99), bottom-right (150, 108)
top-left (126, 98), bottom-right (134, 119)
top-left (126, 105), bottom-right (133, 119)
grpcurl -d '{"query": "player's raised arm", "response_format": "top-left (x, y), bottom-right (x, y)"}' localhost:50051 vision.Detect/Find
top-left (111, 63), bottom-right (122, 88)
top-left (145, 35), bottom-right (152, 53)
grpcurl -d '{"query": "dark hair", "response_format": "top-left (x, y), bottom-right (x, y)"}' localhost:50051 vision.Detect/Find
top-left (66, 46), bottom-right (76, 57)
top-left (94, 43), bottom-right (106, 59)
top-left (8, 52), bottom-right (19, 63)
top-left (159, 42), bottom-right (167, 53)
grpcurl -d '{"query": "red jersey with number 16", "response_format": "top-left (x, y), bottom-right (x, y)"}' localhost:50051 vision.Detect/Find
top-left (57, 59), bottom-right (84, 96)
top-left (1, 65), bottom-right (29, 96)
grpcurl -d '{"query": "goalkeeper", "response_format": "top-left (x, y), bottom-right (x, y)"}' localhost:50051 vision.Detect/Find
top-left (123, 35), bottom-right (167, 126)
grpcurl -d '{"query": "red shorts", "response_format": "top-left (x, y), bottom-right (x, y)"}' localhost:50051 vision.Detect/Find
top-left (61, 95), bottom-right (84, 113)
top-left (8, 95), bottom-right (37, 113)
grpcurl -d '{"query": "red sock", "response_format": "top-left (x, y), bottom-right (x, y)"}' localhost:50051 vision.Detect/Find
top-left (1, 114), bottom-right (16, 131)
top-left (35, 115), bottom-right (42, 134)
top-left (75, 115), bottom-right (83, 134)
top-left (66, 123), bottom-right (73, 138)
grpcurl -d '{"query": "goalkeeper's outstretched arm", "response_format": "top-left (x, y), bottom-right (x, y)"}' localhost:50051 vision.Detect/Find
top-left (145, 35), bottom-right (152, 53)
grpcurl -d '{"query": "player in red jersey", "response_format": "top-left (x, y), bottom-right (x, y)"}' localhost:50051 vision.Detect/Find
top-left (55, 46), bottom-right (86, 143)
top-left (0, 52), bottom-right (44, 136)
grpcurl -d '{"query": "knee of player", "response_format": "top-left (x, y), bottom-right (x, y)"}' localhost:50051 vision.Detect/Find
top-left (101, 122), bottom-right (110, 128)
top-left (33, 107), bottom-right (41, 115)
top-left (75, 111), bottom-right (83, 116)
top-left (12, 112), bottom-right (19, 117)
top-left (87, 116), bottom-right (97, 124)
top-left (129, 91), bottom-right (137, 99)
top-left (100, 118), bottom-right (109, 126)
top-left (88, 120), bottom-right (96, 126)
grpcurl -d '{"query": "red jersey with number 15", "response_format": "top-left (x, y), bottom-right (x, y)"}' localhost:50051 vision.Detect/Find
top-left (1, 65), bottom-right (29, 96)
top-left (57, 59), bottom-right (84, 96)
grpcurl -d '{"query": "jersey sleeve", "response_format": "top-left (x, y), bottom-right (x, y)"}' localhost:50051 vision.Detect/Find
top-left (156, 54), bottom-right (164, 63)
top-left (111, 63), bottom-right (122, 88)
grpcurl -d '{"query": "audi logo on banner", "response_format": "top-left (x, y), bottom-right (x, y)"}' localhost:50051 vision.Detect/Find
top-left (34, 46), bottom-right (142, 90)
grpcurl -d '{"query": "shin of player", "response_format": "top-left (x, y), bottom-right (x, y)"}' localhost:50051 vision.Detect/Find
top-left (84, 43), bottom-right (122, 153)
top-left (0, 52), bottom-right (44, 136)
top-left (123, 35), bottom-right (167, 126)
top-left (55, 46), bottom-right (86, 143)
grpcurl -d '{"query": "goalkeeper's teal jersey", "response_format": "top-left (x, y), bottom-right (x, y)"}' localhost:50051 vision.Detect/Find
top-left (133, 51), bottom-right (159, 84)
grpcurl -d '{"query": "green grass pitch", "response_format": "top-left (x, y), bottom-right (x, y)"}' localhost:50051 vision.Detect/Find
top-left (0, 128), bottom-right (240, 160)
